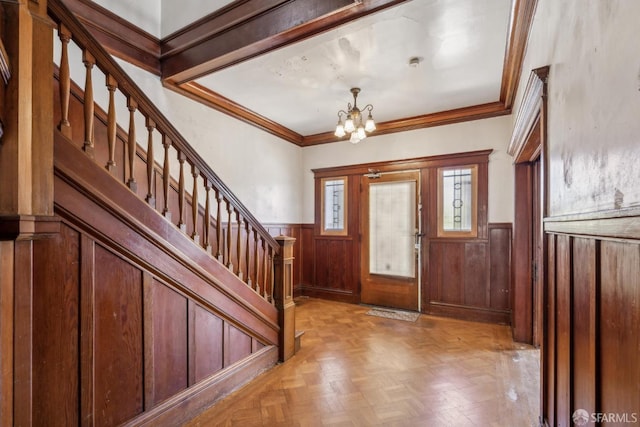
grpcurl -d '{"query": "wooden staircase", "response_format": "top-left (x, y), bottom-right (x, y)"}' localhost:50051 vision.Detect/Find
top-left (1, 0), bottom-right (297, 425)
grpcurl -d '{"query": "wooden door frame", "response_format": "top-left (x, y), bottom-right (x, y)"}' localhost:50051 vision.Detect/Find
top-left (508, 66), bottom-right (549, 345)
top-left (359, 170), bottom-right (421, 311)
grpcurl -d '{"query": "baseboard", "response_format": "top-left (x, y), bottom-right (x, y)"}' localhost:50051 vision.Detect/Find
top-left (298, 285), bottom-right (358, 304)
top-left (424, 301), bottom-right (511, 325)
top-left (122, 345), bottom-right (278, 426)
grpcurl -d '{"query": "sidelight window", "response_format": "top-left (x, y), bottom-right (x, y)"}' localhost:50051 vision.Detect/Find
top-left (321, 176), bottom-right (348, 236)
top-left (437, 165), bottom-right (478, 238)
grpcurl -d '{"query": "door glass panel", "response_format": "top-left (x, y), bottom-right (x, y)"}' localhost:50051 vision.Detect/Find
top-left (369, 181), bottom-right (415, 278)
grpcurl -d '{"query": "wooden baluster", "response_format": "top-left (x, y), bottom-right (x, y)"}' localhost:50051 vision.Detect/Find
top-left (261, 238), bottom-right (268, 300)
top-left (145, 118), bottom-right (156, 208)
top-left (191, 165), bottom-right (200, 243)
top-left (215, 189), bottom-right (223, 261)
top-left (226, 201), bottom-right (233, 270)
top-left (253, 229), bottom-right (259, 291)
top-left (177, 152), bottom-right (187, 232)
top-left (245, 220), bottom-right (251, 285)
top-left (269, 246), bottom-right (275, 304)
top-left (203, 179), bottom-right (212, 253)
top-left (105, 74), bottom-right (118, 172)
top-left (82, 50), bottom-right (95, 156)
top-left (161, 135), bottom-right (171, 220)
top-left (236, 211), bottom-right (243, 278)
top-left (126, 97), bottom-right (138, 192)
top-left (57, 23), bottom-right (72, 138)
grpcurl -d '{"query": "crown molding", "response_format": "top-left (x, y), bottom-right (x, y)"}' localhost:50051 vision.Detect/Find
top-left (302, 102), bottom-right (510, 146)
top-left (500, 0), bottom-right (539, 109)
top-left (508, 66), bottom-right (549, 160)
top-left (165, 81), bottom-right (305, 145)
top-left (61, 0), bottom-right (538, 147)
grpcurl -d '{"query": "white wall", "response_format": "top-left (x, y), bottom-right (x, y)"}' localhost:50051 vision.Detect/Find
top-left (301, 116), bottom-right (514, 224)
top-left (115, 61), bottom-right (304, 224)
top-left (513, 0), bottom-right (640, 217)
top-left (92, 0), bottom-right (237, 38)
top-left (160, 0), bottom-right (235, 37)
top-left (93, 0), bottom-right (160, 36)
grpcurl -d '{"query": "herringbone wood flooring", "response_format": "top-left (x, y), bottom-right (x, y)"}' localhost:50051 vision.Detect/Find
top-left (185, 298), bottom-right (539, 426)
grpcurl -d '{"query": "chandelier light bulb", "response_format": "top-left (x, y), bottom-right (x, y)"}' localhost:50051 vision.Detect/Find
top-left (344, 115), bottom-right (355, 133)
top-left (365, 113), bottom-right (376, 132)
top-left (335, 88), bottom-right (375, 143)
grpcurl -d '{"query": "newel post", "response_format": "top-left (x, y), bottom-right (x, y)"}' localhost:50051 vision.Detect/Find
top-left (273, 235), bottom-right (296, 362)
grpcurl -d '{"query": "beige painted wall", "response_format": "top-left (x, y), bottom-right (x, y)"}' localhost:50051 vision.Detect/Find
top-left (301, 116), bottom-right (514, 224)
top-left (513, 0), bottom-right (640, 217)
top-left (118, 61), bottom-right (305, 224)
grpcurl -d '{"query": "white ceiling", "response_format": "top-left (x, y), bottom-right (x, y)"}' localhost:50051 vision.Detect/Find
top-left (194, 0), bottom-right (512, 136)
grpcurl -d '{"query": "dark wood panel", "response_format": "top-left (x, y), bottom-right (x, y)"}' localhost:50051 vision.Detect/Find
top-left (94, 244), bottom-right (144, 426)
top-left (434, 242), bottom-right (464, 304)
top-left (554, 234), bottom-right (571, 423)
top-left (571, 237), bottom-right (596, 419)
top-left (193, 304), bottom-right (224, 383)
top-left (32, 223), bottom-right (80, 425)
top-left (599, 240), bottom-right (640, 419)
top-left (150, 279), bottom-right (188, 405)
top-left (299, 224), bottom-right (314, 292)
top-left (543, 234), bottom-right (556, 426)
top-left (226, 323), bottom-right (252, 367)
top-left (314, 239), bottom-right (356, 295)
top-left (543, 227), bottom-right (640, 426)
top-left (489, 225), bottom-right (511, 310)
top-left (464, 242), bottom-right (487, 307)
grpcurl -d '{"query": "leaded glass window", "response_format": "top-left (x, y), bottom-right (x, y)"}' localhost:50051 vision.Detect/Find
top-left (321, 177), bottom-right (348, 235)
top-left (438, 165), bottom-right (477, 237)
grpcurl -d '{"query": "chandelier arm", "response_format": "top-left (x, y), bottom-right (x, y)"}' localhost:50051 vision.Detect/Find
top-left (362, 104), bottom-right (374, 113)
top-left (337, 110), bottom-right (348, 117)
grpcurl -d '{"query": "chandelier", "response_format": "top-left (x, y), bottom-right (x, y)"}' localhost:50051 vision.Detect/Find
top-left (334, 88), bottom-right (376, 144)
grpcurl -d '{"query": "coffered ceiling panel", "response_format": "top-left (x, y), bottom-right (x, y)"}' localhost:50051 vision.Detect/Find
top-left (194, 0), bottom-right (511, 136)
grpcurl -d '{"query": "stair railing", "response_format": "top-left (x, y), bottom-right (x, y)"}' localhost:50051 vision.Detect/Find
top-left (48, 0), bottom-right (279, 304)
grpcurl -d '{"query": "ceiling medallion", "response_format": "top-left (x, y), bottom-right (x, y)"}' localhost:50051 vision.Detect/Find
top-left (334, 88), bottom-right (376, 144)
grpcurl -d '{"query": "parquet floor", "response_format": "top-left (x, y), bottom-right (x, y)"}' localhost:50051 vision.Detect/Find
top-left (185, 298), bottom-right (539, 426)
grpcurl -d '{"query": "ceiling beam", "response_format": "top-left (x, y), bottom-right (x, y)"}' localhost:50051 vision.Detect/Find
top-left (64, 0), bottom-right (536, 147)
top-left (160, 0), bottom-right (409, 84)
top-left (63, 0), bottom-right (160, 75)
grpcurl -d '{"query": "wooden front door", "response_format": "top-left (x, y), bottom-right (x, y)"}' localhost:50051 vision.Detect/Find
top-left (360, 171), bottom-right (420, 311)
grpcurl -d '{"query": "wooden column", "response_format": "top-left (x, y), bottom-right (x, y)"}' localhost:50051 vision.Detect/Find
top-left (0, 1), bottom-right (58, 425)
top-left (273, 236), bottom-right (296, 362)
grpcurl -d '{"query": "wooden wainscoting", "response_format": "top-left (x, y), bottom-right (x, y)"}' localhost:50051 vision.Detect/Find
top-left (424, 223), bottom-right (512, 324)
top-left (542, 212), bottom-right (640, 426)
top-left (34, 131), bottom-right (280, 425)
top-left (303, 152), bottom-right (512, 323)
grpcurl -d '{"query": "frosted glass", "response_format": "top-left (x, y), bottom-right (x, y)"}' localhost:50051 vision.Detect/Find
top-left (369, 181), bottom-right (415, 277)
top-left (323, 179), bottom-right (345, 231)
top-left (441, 169), bottom-right (472, 231)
